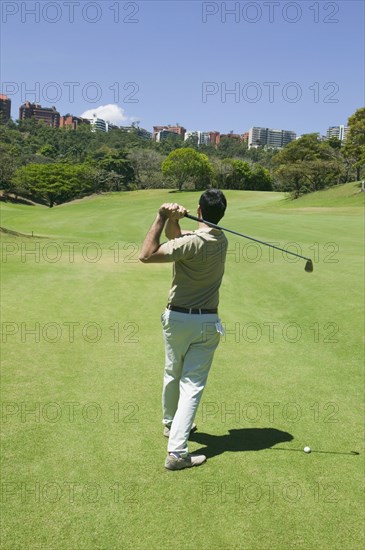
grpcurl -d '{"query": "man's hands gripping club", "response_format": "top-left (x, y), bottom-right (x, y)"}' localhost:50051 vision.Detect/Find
top-left (139, 203), bottom-right (189, 263)
top-left (159, 203), bottom-right (189, 221)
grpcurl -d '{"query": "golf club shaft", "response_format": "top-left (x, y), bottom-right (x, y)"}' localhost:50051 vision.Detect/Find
top-left (185, 213), bottom-right (312, 262)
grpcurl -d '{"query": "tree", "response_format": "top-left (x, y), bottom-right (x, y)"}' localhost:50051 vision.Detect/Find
top-left (161, 148), bottom-right (213, 191)
top-left (182, 135), bottom-right (199, 150)
top-left (211, 158), bottom-right (234, 189)
top-left (250, 164), bottom-right (273, 191)
top-left (225, 159), bottom-right (252, 189)
top-left (87, 147), bottom-right (135, 189)
top-left (216, 136), bottom-right (247, 159)
top-left (153, 134), bottom-right (184, 155)
top-left (58, 124), bottom-right (94, 162)
top-left (220, 159), bottom-right (272, 190)
top-left (327, 136), bottom-right (342, 150)
top-left (273, 134), bottom-right (343, 197)
top-left (0, 143), bottom-right (21, 194)
top-left (245, 146), bottom-right (277, 169)
top-left (343, 107), bottom-right (365, 180)
top-left (127, 149), bottom-right (165, 188)
top-left (12, 163), bottom-right (96, 207)
top-left (38, 144), bottom-right (58, 158)
top-left (274, 162), bottom-right (307, 197)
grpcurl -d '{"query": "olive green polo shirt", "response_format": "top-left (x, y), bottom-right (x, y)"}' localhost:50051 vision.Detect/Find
top-left (160, 228), bottom-right (228, 309)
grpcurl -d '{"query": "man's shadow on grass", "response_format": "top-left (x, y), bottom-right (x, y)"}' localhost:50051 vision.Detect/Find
top-left (189, 428), bottom-right (293, 459)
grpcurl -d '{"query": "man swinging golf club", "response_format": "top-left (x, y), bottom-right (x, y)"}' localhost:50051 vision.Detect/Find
top-left (139, 189), bottom-right (228, 470)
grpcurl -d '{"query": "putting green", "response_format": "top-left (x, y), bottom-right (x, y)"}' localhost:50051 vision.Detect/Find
top-left (1, 183), bottom-right (364, 549)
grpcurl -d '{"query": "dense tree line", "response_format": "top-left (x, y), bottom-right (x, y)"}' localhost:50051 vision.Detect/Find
top-left (0, 108), bottom-right (363, 206)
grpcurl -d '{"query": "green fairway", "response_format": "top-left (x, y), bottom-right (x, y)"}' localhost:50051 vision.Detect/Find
top-left (1, 184), bottom-right (364, 549)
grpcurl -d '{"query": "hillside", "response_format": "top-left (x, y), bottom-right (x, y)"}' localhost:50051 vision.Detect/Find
top-left (0, 183), bottom-right (363, 244)
top-left (277, 181), bottom-right (364, 209)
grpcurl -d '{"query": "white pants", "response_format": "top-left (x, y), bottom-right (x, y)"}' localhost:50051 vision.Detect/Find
top-left (161, 308), bottom-right (221, 454)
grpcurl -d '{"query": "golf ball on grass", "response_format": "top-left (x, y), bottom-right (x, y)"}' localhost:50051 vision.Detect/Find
top-left (304, 446), bottom-right (311, 453)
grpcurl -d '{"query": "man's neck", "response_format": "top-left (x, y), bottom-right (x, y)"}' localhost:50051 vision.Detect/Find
top-left (198, 222), bottom-right (216, 231)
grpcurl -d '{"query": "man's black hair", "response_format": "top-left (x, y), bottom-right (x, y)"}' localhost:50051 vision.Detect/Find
top-left (199, 189), bottom-right (227, 224)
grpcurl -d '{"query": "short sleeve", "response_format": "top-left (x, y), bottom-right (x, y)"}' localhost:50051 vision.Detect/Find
top-left (159, 233), bottom-right (201, 262)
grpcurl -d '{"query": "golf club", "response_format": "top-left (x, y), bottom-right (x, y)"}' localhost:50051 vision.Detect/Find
top-left (185, 213), bottom-right (314, 273)
top-left (272, 447), bottom-right (359, 456)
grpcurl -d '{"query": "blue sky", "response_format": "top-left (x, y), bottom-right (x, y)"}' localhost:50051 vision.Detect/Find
top-left (1, 0), bottom-right (364, 136)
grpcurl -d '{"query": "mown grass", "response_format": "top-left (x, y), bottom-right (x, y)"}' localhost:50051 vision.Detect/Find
top-left (277, 181), bottom-right (365, 209)
top-left (1, 183), bottom-right (364, 549)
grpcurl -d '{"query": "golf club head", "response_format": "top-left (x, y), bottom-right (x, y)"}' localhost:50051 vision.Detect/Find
top-left (305, 259), bottom-right (314, 273)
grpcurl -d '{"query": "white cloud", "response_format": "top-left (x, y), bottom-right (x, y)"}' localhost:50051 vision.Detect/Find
top-left (80, 104), bottom-right (137, 126)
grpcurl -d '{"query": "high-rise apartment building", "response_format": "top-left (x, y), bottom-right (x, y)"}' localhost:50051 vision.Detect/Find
top-left (184, 130), bottom-right (221, 146)
top-left (184, 131), bottom-right (211, 146)
top-left (326, 125), bottom-right (349, 142)
top-left (248, 127), bottom-right (296, 149)
top-left (220, 133), bottom-right (241, 141)
top-left (184, 131), bottom-right (198, 143)
top-left (199, 132), bottom-right (211, 145)
top-left (155, 129), bottom-right (181, 142)
top-left (0, 94), bottom-right (11, 122)
top-left (60, 115), bottom-right (90, 130)
top-left (89, 116), bottom-right (108, 132)
top-left (19, 101), bottom-right (60, 127)
top-left (249, 127), bottom-right (267, 147)
top-left (209, 131), bottom-right (220, 145)
top-left (153, 124), bottom-right (186, 141)
top-left (277, 129), bottom-right (296, 147)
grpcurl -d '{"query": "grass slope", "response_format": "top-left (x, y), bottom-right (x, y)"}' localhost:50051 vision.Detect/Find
top-left (1, 186), bottom-right (364, 549)
top-left (277, 181), bottom-right (365, 209)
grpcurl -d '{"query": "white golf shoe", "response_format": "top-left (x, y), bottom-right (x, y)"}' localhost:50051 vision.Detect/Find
top-left (164, 452), bottom-right (206, 470)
